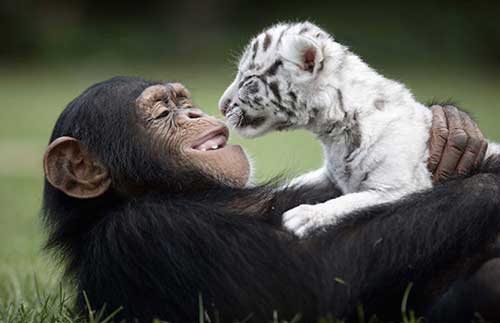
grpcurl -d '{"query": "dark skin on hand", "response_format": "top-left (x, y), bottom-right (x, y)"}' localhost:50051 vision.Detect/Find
top-left (429, 105), bottom-right (488, 182)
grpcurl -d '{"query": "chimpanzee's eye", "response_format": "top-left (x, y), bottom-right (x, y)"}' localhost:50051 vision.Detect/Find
top-left (155, 109), bottom-right (170, 119)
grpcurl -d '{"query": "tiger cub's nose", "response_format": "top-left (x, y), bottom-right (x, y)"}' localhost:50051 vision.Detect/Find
top-left (219, 98), bottom-right (231, 116)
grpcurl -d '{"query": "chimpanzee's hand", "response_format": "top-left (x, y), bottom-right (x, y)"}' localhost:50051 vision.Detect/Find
top-left (428, 105), bottom-right (488, 183)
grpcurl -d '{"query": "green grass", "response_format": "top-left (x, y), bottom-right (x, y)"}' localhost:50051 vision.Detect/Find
top-left (0, 60), bottom-right (499, 322)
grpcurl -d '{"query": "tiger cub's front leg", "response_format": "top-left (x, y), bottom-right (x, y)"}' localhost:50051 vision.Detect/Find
top-left (283, 190), bottom-right (403, 237)
top-left (288, 167), bottom-right (331, 188)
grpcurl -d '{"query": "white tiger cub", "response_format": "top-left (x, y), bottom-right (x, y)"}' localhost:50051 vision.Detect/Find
top-left (219, 21), bottom-right (500, 237)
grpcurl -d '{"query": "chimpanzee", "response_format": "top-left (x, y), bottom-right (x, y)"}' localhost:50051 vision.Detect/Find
top-left (42, 76), bottom-right (500, 322)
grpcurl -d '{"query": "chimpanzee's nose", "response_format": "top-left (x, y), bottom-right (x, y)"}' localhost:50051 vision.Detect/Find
top-left (186, 109), bottom-right (203, 119)
top-left (184, 108), bottom-right (205, 119)
top-left (176, 108), bottom-right (205, 124)
top-left (219, 98), bottom-right (231, 116)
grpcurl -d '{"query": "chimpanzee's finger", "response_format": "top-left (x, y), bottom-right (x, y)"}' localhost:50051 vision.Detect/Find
top-left (428, 105), bottom-right (448, 174)
top-left (456, 112), bottom-right (482, 176)
top-left (433, 106), bottom-right (468, 182)
top-left (474, 140), bottom-right (488, 170)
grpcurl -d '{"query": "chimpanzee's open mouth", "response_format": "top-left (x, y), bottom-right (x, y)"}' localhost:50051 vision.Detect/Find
top-left (192, 127), bottom-right (229, 151)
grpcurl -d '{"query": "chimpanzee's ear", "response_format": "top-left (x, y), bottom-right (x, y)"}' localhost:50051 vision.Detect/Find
top-left (281, 35), bottom-right (323, 73)
top-left (44, 137), bottom-right (111, 199)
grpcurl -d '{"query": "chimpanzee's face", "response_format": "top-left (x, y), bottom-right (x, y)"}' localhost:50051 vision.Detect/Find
top-left (135, 83), bottom-right (251, 187)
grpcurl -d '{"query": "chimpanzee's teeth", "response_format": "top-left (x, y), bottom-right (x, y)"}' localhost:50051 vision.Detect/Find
top-left (194, 134), bottom-right (227, 151)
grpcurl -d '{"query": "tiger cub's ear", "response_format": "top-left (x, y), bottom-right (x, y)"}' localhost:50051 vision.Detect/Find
top-left (281, 35), bottom-right (323, 74)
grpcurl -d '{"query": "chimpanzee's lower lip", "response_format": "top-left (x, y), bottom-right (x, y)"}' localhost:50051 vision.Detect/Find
top-left (191, 126), bottom-right (229, 151)
top-left (192, 137), bottom-right (227, 151)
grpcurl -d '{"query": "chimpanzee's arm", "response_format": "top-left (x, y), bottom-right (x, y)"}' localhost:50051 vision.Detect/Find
top-left (219, 177), bottom-right (342, 224)
top-left (317, 156), bottom-right (500, 320)
top-left (266, 178), bottom-right (342, 224)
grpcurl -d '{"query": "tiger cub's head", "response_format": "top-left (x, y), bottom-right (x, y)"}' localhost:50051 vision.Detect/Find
top-left (219, 21), bottom-right (347, 138)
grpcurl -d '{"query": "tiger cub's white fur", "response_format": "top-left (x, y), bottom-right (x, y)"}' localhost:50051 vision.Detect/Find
top-left (219, 21), bottom-right (499, 237)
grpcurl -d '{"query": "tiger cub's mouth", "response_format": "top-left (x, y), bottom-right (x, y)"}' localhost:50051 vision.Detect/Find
top-left (226, 107), bottom-right (267, 130)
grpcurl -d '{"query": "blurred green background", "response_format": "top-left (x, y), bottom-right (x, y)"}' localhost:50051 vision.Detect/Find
top-left (1, 0), bottom-right (500, 319)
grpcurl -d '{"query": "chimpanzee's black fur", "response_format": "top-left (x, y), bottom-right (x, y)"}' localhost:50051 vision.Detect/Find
top-left (42, 77), bottom-right (500, 323)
